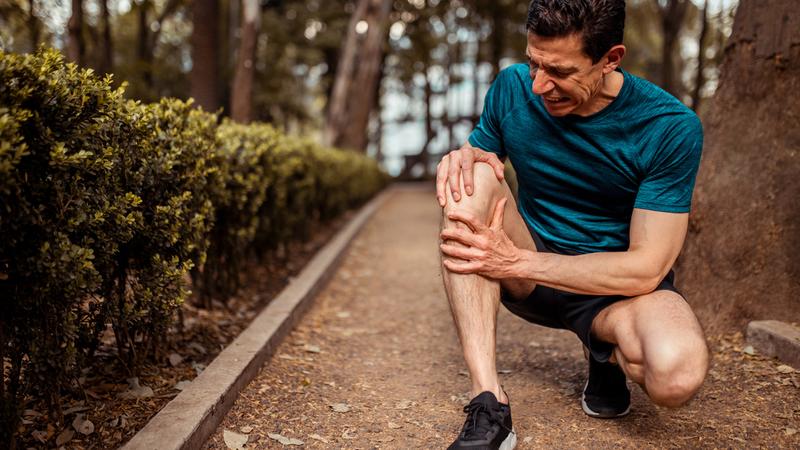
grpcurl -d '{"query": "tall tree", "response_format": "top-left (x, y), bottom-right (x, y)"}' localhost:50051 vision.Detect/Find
top-left (67, 0), bottom-right (84, 65)
top-left (690, 0), bottom-right (708, 111)
top-left (324, 0), bottom-right (392, 152)
top-left (653, 0), bottom-right (690, 97)
top-left (191, 0), bottom-right (221, 112)
top-left (98, 0), bottom-right (113, 75)
top-left (230, 0), bottom-right (260, 123)
top-left (678, 0), bottom-right (800, 332)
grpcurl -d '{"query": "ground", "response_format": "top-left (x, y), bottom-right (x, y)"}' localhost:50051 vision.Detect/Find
top-left (203, 187), bottom-right (800, 449)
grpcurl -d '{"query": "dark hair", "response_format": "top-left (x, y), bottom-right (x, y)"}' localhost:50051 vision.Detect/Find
top-left (526, 0), bottom-right (626, 63)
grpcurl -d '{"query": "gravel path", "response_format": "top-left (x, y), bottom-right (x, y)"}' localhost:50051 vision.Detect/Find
top-left (204, 186), bottom-right (800, 449)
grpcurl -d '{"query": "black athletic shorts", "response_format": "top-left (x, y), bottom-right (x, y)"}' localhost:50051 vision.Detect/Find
top-left (500, 224), bottom-right (682, 363)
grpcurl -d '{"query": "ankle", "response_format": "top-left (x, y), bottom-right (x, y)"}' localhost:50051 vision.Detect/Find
top-left (471, 385), bottom-right (508, 404)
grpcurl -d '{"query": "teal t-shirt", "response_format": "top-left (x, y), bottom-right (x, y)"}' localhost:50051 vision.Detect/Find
top-left (468, 64), bottom-right (703, 254)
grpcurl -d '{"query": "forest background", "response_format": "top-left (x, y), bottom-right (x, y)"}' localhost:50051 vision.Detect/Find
top-left (0, 0), bottom-right (738, 176)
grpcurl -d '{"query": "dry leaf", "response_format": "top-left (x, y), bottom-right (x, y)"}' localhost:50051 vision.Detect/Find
top-left (169, 353), bottom-right (183, 367)
top-left (304, 344), bottom-right (321, 353)
top-left (63, 405), bottom-right (90, 416)
top-left (118, 378), bottom-right (154, 399)
top-left (267, 432), bottom-right (304, 446)
top-left (524, 436), bottom-right (533, 444)
top-left (396, 399), bottom-right (413, 410)
top-left (342, 429), bottom-right (357, 439)
top-left (388, 422), bottom-right (402, 429)
top-left (31, 430), bottom-right (48, 443)
top-left (72, 415), bottom-right (95, 435)
top-left (56, 428), bottom-right (75, 446)
top-left (331, 403), bottom-right (351, 413)
top-left (336, 311), bottom-right (351, 319)
top-left (308, 433), bottom-right (329, 443)
top-left (175, 380), bottom-right (192, 391)
top-left (785, 428), bottom-right (797, 436)
top-left (240, 425), bottom-right (253, 434)
top-left (776, 365), bottom-right (795, 374)
top-left (742, 346), bottom-right (756, 355)
top-left (224, 429), bottom-right (249, 449)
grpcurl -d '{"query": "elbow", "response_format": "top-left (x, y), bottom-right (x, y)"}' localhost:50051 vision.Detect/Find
top-left (627, 273), bottom-right (666, 297)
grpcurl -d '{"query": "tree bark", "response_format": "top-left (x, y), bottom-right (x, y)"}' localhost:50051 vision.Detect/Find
top-left (677, 0), bottom-right (800, 332)
top-left (324, 0), bottom-right (392, 152)
top-left (191, 0), bottom-right (221, 112)
top-left (28, 0), bottom-right (40, 51)
top-left (137, 0), bottom-right (153, 89)
top-left (654, 0), bottom-right (689, 98)
top-left (230, 0), bottom-right (260, 123)
top-left (67, 0), bottom-right (84, 65)
top-left (98, 0), bottom-right (113, 75)
top-left (690, 0), bottom-right (708, 111)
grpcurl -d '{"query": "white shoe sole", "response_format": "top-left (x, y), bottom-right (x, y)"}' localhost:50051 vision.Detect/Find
top-left (581, 382), bottom-right (631, 418)
top-left (499, 430), bottom-right (517, 450)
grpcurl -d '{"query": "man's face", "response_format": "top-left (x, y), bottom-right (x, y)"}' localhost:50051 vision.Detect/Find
top-left (525, 32), bottom-right (607, 117)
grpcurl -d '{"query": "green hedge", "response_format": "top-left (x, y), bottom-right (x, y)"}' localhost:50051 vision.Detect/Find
top-left (0, 49), bottom-right (388, 445)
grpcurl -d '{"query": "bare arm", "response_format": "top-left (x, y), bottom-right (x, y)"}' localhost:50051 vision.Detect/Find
top-left (441, 207), bottom-right (688, 297)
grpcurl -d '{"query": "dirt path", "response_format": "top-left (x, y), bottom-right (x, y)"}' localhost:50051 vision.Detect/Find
top-left (204, 186), bottom-right (800, 449)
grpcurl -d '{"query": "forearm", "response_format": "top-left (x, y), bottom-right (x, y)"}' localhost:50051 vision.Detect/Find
top-left (517, 249), bottom-right (666, 297)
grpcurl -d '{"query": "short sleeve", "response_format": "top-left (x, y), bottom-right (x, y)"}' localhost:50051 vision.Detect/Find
top-left (634, 115), bottom-right (704, 212)
top-left (467, 67), bottom-right (518, 159)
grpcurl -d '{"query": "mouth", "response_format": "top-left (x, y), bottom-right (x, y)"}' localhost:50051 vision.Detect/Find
top-left (543, 96), bottom-right (570, 105)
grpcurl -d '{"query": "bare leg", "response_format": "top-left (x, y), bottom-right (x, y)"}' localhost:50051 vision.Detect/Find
top-left (440, 163), bottom-right (535, 402)
top-left (591, 290), bottom-right (709, 407)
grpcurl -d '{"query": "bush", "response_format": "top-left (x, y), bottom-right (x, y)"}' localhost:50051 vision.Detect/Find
top-left (0, 48), bottom-right (388, 446)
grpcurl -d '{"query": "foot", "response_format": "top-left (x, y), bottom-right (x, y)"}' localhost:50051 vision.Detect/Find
top-left (581, 354), bottom-right (631, 418)
top-left (448, 391), bottom-right (516, 450)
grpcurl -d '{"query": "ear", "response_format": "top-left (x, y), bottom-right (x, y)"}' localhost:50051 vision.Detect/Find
top-left (602, 44), bottom-right (626, 74)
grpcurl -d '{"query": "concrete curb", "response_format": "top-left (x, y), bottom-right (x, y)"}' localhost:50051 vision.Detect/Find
top-left (123, 188), bottom-right (393, 450)
top-left (746, 320), bottom-right (800, 370)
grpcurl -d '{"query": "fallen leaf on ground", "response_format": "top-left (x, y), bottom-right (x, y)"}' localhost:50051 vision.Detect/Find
top-left (72, 415), bottom-right (95, 435)
top-left (785, 428), bottom-right (797, 436)
top-left (396, 399), bottom-right (413, 410)
top-left (388, 422), bottom-right (402, 429)
top-left (342, 429), bottom-right (357, 439)
top-left (192, 362), bottom-right (207, 375)
top-left (31, 430), bottom-right (48, 443)
top-left (742, 346), bottom-right (756, 355)
top-left (175, 380), bottom-right (192, 391)
top-left (169, 353), bottom-right (183, 367)
top-left (63, 405), bottom-right (90, 415)
top-left (336, 311), bottom-right (351, 318)
top-left (56, 428), bottom-right (75, 446)
top-left (240, 425), bottom-right (253, 434)
top-left (224, 429), bottom-right (249, 449)
top-left (268, 432), bottom-right (303, 445)
top-left (278, 354), bottom-right (295, 360)
top-left (524, 436), bottom-right (533, 444)
top-left (304, 344), bottom-right (321, 353)
top-left (776, 365), bottom-right (795, 374)
top-left (331, 403), bottom-right (351, 413)
top-left (118, 377), bottom-right (154, 399)
top-left (308, 433), bottom-right (329, 443)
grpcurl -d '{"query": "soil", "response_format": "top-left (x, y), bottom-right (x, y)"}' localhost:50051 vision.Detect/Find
top-left (14, 212), bottom-right (355, 450)
top-left (204, 187), bottom-right (800, 449)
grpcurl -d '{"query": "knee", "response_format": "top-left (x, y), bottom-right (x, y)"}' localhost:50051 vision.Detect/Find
top-left (442, 162), bottom-right (504, 217)
top-left (645, 339), bottom-right (709, 407)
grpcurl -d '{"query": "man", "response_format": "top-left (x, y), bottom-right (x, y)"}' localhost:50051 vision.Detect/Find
top-left (436, 1), bottom-right (709, 449)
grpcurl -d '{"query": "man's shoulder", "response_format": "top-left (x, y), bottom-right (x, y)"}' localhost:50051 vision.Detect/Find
top-left (624, 71), bottom-right (702, 138)
top-left (494, 64), bottom-right (534, 97)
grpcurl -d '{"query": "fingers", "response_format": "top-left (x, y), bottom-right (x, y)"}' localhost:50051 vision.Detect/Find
top-left (442, 258), bottom-right (481, 274)
top-left (436, 155), bottom-right (449, 207)
top-left (446, 210), bottom-right (486, 233)
top-left (489, 198), bottom-right (507, 231)
top-left (462, 154), bottom-right (475, 196)
top-left (447, 151), bottom-right (462, 202)
top-left (440, 227), bottom-right (480, 247)
top-left (439, 243), bottom-right (484, 261)
top-left (475, 151), bottom-right (505, 181)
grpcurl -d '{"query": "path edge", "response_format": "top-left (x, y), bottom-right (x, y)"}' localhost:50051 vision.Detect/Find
top-left (123, 187), bottom-right (396, 450)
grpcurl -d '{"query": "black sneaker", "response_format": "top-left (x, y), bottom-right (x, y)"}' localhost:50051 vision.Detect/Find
top-left (448, 391), bottom-right (516, 450)
top-left (581, 354), bottom-right (631, 418)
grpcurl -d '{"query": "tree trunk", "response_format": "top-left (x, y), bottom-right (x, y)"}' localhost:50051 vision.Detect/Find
top-left (137, 0), bottom-right (153, 89)
top-left (67, 0), bottom-right (84, 65)
top-left (324, 0), bottom-right (392, 152)
top-left (655, 0), bottom-right (689, 98)
top-left (191, 0), bottom-right (221, 112)
top-left (230, 0), bottom-right (260, 123)
top-left (28, 0), bottom-right (40, 51)
top-left (98, 0), bottom-right (113, 75)
top-left (676, 0), bottom-right (800, 332)
top-left (690, 0), bottom-right (708, 111)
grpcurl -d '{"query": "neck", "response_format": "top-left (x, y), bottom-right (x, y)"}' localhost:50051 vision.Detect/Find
top-left (574, 70), bottom-right (624, 117)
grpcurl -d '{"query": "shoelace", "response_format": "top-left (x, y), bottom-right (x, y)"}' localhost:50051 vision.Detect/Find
top-left (461, 402), bottom-right (509, 440)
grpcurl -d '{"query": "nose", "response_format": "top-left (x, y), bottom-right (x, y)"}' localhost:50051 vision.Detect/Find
top-left (531, 69), bottom-right (554, 95)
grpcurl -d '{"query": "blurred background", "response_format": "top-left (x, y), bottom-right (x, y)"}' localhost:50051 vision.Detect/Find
top-left (0, 0), bottom-right (738, 176)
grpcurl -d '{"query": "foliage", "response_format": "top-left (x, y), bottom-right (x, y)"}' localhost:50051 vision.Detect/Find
top-left (0, 48), bottom-right (387, 446)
